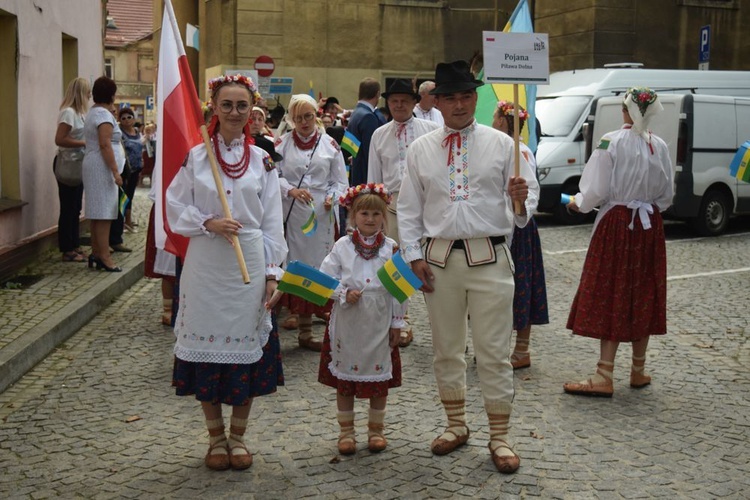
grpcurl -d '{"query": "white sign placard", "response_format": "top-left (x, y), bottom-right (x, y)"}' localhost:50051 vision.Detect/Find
top-left (483, 31), bottom-right (549, 84)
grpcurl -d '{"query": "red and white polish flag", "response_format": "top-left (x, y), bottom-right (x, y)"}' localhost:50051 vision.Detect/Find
top-left (154, 0), bottom-right (205, 258)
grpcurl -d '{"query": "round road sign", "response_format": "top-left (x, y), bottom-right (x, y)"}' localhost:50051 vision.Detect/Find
top-left (254, 55), bottom-right (275, 77)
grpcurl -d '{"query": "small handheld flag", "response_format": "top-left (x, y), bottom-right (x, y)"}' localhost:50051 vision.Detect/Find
top-left (377, 252), bottom-right (423, 303)
top-left (301, 202), bottom-right (318, 236)
top-left (118, 187), bottom-right (130, 217)
top-left (277, 261), bottom-right (339, 306)
top-left (341, 130), bottom-right (361, 158)
top-left (729, 141), bottom-right (750, 183)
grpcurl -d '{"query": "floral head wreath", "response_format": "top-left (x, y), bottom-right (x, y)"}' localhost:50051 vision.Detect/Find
top-left (339, 183), bottom-right (392, 209)
top-left (201, 100), bottom-right (212, 115)
top-left (624, 87), bottom-right (657, 117)
top-left (496, 100), bottom-right (528, 121)
top-left (208, 74), bottom-right (262, 103)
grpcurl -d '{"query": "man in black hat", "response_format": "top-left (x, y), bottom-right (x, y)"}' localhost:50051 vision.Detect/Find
top-left (398, 60), bottom-right (539, 474)
top-left (368, 78), bottom-right (439, 348)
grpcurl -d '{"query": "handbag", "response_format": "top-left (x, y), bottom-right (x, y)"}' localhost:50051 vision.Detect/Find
top-left (54, 149), bottom-right (84, 187)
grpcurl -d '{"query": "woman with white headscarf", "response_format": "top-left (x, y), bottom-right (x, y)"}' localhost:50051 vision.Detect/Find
top-left (562, 87), bottom-right (674, 398)
top-left (275, 94), bottom-right (348, 350)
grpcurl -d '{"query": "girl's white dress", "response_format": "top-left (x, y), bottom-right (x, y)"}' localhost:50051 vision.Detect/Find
top-left (319, 234), bottom-right (406, 382)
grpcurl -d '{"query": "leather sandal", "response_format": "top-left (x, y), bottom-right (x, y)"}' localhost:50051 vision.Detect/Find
top-left (338, 435), bottom-right (356, 455)
top-left (281, 315), bottom-right (298, 330)
top-left (298, 337), bottom-right (322, 352)
top-left (398, 328), bottom-right (413, 348)
top-left (204, 442), bottom-right (230, 471)
top-left (431, 427), bottom-right (470, 456)
top-left (229, 442), bottom-right (253, 470)
top-left (367, 424), bottom-right (387, 453)
top-left (563, 378), bottom-right (613, 398)
top-left (511, 352), bottom-right (531, 370)
top-left (488, 440), bottom-right (520, 474)
top-left (630, 370), bottom-right (652, 388)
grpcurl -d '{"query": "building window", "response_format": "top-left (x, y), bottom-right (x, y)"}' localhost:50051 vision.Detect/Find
top-left (0, 10), bottom-right (21, 202)
top-left (104, 58), bottom-right (114, 79)
top-left (677, 0), bottom-right (738, 8)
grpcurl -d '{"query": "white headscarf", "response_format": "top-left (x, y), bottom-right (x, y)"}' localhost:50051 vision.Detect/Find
top-left (284, 94), bottom-right (320, 130)
top-left (623, 87), bottom-right (663, 146)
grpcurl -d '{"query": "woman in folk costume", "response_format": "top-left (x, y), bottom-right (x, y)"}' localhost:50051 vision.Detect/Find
top-left (563, 87), bottom-right (674, 397)
top-left (492, 101), bottom-right (549, 369)
top-left (166, 74), bottom-right (288, 470)
top-left (317, 184), bottom-right (406, 454)
top-left (274, 94), bottom-right (348, 351)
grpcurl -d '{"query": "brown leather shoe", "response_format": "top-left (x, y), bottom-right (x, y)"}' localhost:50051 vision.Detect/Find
top-left (511, 352), bottom-right (531, 370)
top-left (630, 370), bottom-right (652, 388)
top-left (563, 378), bottom-right (614, 398)
top-left (204, 443), bottom-right (230, 471)
top-left (367, 423), bottom-right (387, 452)
top-left (229, 442), bottom-right (253, 470)
top-left (488, 440), bottom-right (520, 474)
top-left (281, 315), bottom-right (298, 330)
top-left (298, 336), bottom-right (322, 352)
top-left (398, 328), bottom-right (413, 348)
top-left (338, 435), bottom-right (356, 455)
top-left (431, 427), bottom-right (470, 455)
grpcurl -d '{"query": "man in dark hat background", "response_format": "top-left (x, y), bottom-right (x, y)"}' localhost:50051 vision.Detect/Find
top-left (398, 60), bottom-right (539, 474)
top-left (368, 78), bottom-right (439, 348)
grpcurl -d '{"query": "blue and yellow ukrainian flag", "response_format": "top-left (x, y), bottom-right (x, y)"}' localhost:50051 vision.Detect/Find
top-left (729, 140), bottom-right (750, 183)
top-left (475, 0), bottom-right (538, 151)
top-left (277, 261), bottom-right (339, 306)
top-left (301, 203), bottom-right (317, 236)
top-left (118, 187), bottom-right (130, 217)
top-left (341, 130), bottom-right (361, 158)
top-left (376, 252), bottom-right (423, 304)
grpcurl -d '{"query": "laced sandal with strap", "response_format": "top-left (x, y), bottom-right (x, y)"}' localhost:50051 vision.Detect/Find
top-left (630, 355), bottom-right (651, 388)
top-left (337, 411), bottom-right (356, 455)
top-left (488, 439), bottom-right (520, 474)
top-left (228, 416), bottom-right (253, 470)
top-left (430, 426), bottom-right (470, 455)
top-left (367, 409), bottom-right (387, 452)
top-left (563, 361), bottom-right (614, 397)
top-left (204, 419), bottom-right (230, 471)
top-left (511, 351), bottom-right (531, 370)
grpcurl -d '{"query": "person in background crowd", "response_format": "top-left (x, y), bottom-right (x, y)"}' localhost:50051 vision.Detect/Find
top-left (563, 87), bottom-right (673, 398)
top-left (346, 78), bottom-right (385, 187)
top-left (492, 100), bottom-right (549, 370)
top-left (274, 94), bottom-right (348, 351)
top-left (140, 122), bottom-right (157, 187)
top-left (415, 80), bottom-right (444, 126)
top-left (367, 78), bottom-right (439, 347)
top-left (118, 106), bottom-right (143, 233)
top-left (398, 60), bottom-right (538, 474)
top-left (82, 76), bottom-right (125, 272)
top-left (318, 96), bottom-right (343, 126)
top-left (54, 77), bottom-right (91, 263)
top-left (166, 74), bottom-right (287, 471)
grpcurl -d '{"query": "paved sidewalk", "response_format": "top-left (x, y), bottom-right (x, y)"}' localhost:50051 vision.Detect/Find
top-left (1, 204), bottom-right (749, 498)
top-left (0, 187), bottom-right (151, 394)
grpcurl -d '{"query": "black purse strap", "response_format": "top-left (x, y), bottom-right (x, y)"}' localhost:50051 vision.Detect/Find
top-left (284, 134), bottom-right (323, 226)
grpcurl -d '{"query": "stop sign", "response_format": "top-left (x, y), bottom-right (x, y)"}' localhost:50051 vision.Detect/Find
top-left (254, 55), bottom-right (275, 77)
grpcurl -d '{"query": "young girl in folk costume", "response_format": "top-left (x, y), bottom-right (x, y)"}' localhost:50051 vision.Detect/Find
top-left (492, 101), bottom-right (549, 369)
top-left (317, 184), bottom-right (406, 455)
top-left (166, 74), bottom-right (288, 470)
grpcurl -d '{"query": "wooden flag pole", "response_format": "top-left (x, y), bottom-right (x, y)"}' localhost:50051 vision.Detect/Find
top-left (200, 124), bottom-right (251, 284)
top-left (512, 84), bottom-right (522, 214)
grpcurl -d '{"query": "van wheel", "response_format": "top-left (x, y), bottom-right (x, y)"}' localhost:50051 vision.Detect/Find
top-left (553, 182), bottom-right (589, 225)
top-left (691, 189), bottom-right (731, 236)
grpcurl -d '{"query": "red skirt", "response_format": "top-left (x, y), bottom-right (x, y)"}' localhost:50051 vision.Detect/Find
top-left (318, 323), bottom-right (402, 398)
top-left (144, 205), bottom-right (176, 282)
top-left (279, 293), bottom-right (332, 316)
top-left (567, 205), bottom-right (667, 342)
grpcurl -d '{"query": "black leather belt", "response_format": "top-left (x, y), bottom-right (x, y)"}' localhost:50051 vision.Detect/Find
top-left (426, 236), bottom-right (505, 250)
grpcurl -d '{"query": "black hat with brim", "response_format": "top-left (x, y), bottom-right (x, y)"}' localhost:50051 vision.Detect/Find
top-left (430, 60), bottom-right (484, 95)
top-left (252, 135), bottom-right (283, 163)
top-left (381, 78), bottom-right (421, 103)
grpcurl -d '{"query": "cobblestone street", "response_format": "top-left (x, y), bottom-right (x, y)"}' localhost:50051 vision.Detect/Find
top-left (1, 194), bottom-right (748, 498)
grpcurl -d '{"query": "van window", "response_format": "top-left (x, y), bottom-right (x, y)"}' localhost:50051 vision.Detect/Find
top-left (536, 96), bottom-right (591, 137)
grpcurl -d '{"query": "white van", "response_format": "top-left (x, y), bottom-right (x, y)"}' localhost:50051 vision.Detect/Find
top-left (584, 93), bottom-right (750, 236)
top-left (534, 64), bottom-right (750, 224)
